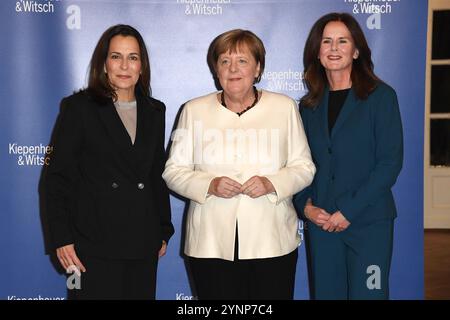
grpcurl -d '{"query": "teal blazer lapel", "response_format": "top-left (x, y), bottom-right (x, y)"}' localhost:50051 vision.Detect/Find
top-left (330, 88), bottom-right (360, 139)
top-left (317, 86), bottom-right (331, 144)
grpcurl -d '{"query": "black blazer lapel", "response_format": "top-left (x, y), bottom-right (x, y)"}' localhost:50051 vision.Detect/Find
top-left (134, 94), bottom-right (148, 149)
top-left (97, 100), bottom-right (139, 179)
top-left (134, 95), bottom-right (158, 178)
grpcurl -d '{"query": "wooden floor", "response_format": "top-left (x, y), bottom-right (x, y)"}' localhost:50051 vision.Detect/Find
top-left (425, 229), bottom-right (450, 300)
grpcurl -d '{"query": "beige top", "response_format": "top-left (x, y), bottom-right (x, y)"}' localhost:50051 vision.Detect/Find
top-left (163, 90), bottom-right (316, 261)
top-left (114, 100), bottom-right (137, 145)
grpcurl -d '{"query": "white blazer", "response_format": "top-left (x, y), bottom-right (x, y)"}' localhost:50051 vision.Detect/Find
top-left (163, 90), bottom-right (315, 260)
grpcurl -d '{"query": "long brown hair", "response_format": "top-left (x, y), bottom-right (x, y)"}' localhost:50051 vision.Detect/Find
top-left (87, 24), bottom-right (151, 104)
top-left (301, 12), bottom-right (380, 108)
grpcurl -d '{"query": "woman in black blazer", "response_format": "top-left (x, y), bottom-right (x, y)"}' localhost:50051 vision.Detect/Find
top-left (46, 24), bottom-right (174, 300)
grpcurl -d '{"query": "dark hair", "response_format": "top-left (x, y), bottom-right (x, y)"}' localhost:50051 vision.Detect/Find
top-left (300, 12), bottom-right (380, 108)
top-left (87, 24), bottom-right (151, 103)
top-left (207, 29), bottom-right (266, 89)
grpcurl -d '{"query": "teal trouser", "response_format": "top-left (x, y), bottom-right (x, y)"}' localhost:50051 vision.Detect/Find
top-left (306, 218), bottom-right (394, 300)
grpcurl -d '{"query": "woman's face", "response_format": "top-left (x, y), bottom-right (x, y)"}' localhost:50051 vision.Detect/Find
top-left (216, 45), bottom-right (260, 97)
top-left (318, 21), bottom-right (359, 76)
top-left (105, 35), bottom-right (142, 101)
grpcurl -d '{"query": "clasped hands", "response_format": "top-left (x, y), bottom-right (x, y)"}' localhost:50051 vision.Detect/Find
top-left (208, 176), bottom-right (275, 199)
top-left (304, 198), bottom-right (350, 232)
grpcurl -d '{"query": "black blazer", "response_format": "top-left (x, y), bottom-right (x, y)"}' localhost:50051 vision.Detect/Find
top-left (46, 90), bottom-right (174, 259)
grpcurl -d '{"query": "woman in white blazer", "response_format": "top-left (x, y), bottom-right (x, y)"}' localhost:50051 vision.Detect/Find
top-left (163, 29), bottom-right (315, 300)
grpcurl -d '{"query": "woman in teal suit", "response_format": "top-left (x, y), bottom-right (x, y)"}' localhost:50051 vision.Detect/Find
top-left (294, 12), bottom-right (403, 299)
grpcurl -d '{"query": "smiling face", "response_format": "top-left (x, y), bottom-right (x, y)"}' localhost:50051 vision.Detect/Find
top-left (105, 35), bottom-right (142, 101)
top-left (215, 45), bottom-right (261, 98)
top-left (319, 21), bottom-right (359, 77)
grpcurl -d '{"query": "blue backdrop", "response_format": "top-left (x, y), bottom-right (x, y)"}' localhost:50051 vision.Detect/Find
top-left (0, 0), bottom-right (426, 300)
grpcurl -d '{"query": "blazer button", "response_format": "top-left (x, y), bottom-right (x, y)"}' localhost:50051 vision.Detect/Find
top-left (111, 182), bottom-right (119, 189)
top-left (137, 183), bottom-right (145, 190)
top-left (328, 147), bottom-right (332, 154)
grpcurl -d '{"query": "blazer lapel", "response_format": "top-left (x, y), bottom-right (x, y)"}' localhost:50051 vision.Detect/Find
top-left (98, 100), bottom-right (132, 148)
top-left (316, 86), bottom-right (331, 144)
top-left (313, 87), bottom-right (330, 145)
top-left (97, 100), bottom-right (139, 179)
top-left (331, 88), bottom-right (360, 139)
top-left (134, 94), bottom-right (147, 149)
top-left (134, 95), bottom-right (157, 178)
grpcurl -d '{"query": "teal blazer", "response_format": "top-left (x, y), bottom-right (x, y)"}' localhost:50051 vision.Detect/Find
top-left (294, 82), bottom-right (403, 226)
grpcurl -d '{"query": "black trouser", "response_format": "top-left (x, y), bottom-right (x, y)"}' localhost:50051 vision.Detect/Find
top-left (189, 232), bottom-right (298, 300)
top-left (67, 253), bottom-right (158, 300)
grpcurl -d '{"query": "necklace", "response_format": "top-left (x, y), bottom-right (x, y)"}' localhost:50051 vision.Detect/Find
top-left (221, 86), bottom-right (259, 116)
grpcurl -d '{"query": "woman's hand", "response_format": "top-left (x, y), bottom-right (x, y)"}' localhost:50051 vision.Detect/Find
top-left (158, 240), bottom-right (167, 258)
top-left (56, 244), bottom-right (86, 275)
top-left (304, 198), bottom-right (331, 227)
top-left (241, 176), bottom-right (275, 198)
top-left (208, 177), bottom-right (242, 198)
top-left (322, 211), bottom-right (351, 232)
